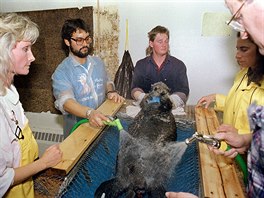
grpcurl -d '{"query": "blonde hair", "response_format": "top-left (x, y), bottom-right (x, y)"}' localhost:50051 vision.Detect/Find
top-left (146, 25), bottom-right (170, 56)
top-left (0, 13), bottom-right (39, 95)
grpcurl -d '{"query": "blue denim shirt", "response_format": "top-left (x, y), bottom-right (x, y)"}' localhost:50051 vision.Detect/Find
top-left (52, 54), bottom-right (111, 136)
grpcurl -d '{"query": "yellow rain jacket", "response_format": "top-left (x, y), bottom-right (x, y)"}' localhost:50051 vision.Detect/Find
top-left (215, 68), bottom-right (264, 134)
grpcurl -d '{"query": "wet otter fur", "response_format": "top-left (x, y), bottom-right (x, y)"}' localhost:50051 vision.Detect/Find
top-left (95, 82), bottom-right (186, 198)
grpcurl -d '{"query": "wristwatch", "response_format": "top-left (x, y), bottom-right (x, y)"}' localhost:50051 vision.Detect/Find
top-left (106, 90), bottom-right (118, 95)
top-left (86, 109), bottom-right (93, 118)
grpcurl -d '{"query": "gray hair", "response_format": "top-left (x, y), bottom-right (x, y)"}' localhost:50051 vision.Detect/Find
top-left (0, 13), bottom-right (39, 95)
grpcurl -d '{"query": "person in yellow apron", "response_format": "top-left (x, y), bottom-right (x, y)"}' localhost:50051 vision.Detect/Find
top-left (0, 13), bottom-right (62, 197)
top-left (4, 122), bottom-right (39, 198)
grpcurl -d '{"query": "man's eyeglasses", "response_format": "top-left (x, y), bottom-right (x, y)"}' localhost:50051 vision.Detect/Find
top-left (11, 110), bottom-right (24, 140)
top-left (226, 1), bottom-right (246, 32)
top-left (70, 36), bottom-right (92, 46)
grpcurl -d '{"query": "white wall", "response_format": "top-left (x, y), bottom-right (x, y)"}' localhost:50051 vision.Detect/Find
top-left (0, 0), bottom-right (239, 105)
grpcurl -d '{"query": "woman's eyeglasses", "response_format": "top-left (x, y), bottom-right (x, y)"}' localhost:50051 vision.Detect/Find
top-left (11, 110), bottom-right (24, 140)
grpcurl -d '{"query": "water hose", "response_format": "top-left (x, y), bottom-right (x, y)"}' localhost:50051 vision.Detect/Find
top-left (69, 117), bottom-right (124, 135)
top-left (220, 142), bottom-right (248, 185)
top-left (69, 119), bottom-right (89, 134)
top-left (229, 146), bottom-right (248, 185)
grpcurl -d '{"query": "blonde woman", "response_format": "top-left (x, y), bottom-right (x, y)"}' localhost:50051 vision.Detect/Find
top-left (0, 13), bottom-right (62, 197)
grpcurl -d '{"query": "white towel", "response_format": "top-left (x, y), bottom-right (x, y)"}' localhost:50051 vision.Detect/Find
top-left (126, 105), bottom-right (186, 118)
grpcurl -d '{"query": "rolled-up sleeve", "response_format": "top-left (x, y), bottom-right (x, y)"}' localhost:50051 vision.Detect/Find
top-left (52, 67), bottom-right (75, 114)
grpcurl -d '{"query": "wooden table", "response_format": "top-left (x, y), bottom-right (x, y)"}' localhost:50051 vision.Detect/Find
top-left (35, 101), bottom-right (246, 197)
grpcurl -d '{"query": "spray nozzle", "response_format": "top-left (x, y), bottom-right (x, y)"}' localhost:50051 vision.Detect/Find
top-left (103, 116), bottom-right (124, 131)
top-left (185, 132), bottom-right (225, 149)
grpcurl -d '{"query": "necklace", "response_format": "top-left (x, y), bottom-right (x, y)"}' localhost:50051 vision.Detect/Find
top-left (11, 110), bottom-right (24, 140)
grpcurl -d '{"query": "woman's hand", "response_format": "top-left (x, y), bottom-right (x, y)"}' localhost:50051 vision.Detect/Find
top-left (208, 124), bottom-right (251, 158)
top-left (39, 144), bottom-right (62, 168)
top-left (196, 94), bottom-right (216, 108)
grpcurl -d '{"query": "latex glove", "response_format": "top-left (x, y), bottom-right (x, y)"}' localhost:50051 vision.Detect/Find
top-left (172, 107), bottom-right (186, 116)
top-left (132, 92), bottom-right (146, 106)
top-left (169, 94), bottom-right (184, 108)
top-left (126, 105), bottom-right (141, 118)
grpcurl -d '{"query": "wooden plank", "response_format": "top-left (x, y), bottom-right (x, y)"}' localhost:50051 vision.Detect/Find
top-left (195, 106), bottom-right (245, 198)
top-left (195, 106), bottom-right (209, 133)
top-left (52, 99), bottom-right (124, 174)
top-left (199, 143), bottom-right (226, 197)
top-left (195, 106), bottom-right (226, 197)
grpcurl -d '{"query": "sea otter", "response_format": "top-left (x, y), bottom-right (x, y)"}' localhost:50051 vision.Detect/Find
top-left (95, 82), bottom-right (187, 198)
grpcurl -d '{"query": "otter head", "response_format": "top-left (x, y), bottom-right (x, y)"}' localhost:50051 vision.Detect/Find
top-left (140, 82), bottom-right (172, 112)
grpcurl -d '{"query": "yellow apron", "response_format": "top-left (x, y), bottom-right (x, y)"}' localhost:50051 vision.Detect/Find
top-left (4, 122), bottom-right (39, 198)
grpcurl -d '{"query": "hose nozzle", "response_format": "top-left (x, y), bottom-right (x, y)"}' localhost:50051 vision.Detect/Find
top-left (185, 132), bottom-right (223, 149)
top-left (104, 116), bottom-right (124, 131)
top-left (185, 134), bottom-right (197, 145)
